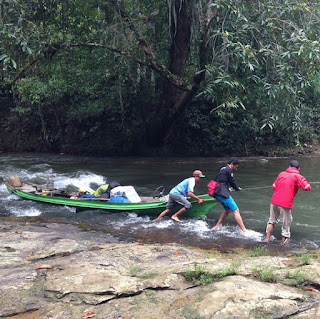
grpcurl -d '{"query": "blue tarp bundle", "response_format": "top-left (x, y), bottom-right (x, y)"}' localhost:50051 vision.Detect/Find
top-left (108, 196), bottom-right (130, 203)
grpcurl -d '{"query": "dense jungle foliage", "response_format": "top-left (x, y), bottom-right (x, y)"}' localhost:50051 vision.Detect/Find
top-left (1, 0), bottom-right (320, 156)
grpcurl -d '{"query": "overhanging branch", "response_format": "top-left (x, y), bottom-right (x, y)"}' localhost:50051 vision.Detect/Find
top-left (68, 42), bottom-right (191, 92)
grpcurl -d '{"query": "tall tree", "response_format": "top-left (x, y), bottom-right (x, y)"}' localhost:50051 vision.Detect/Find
top-left (1, 0), bottom-right (320, 151)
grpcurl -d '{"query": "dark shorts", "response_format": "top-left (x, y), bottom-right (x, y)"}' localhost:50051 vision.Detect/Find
top-left (166, 194), bottom-right (192, 209)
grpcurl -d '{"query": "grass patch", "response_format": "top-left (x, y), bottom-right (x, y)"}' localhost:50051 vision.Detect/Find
top-left (216, 260), bottom-right (240, 278)
top-left (286, 269), bottom-right (307, 282)
top-left (137, 271), bottom-right (158, 279)
top-left (284, 269), bottom-right (308, 287)
top-left (314, 250), bottom-right (320, 261)
top-left (185, 263), bottom-right (213, 284)
top-left (127, 265), bottom-right (142, 277)
top-left (247, 246), bottom-right (269, 257)
top-left (290, 250), bottom-right (314, 265)
top-left (296, 253), bottom-right (313, 265)
top-left (204, 249), bottom-right (222, 259)
top-left (249, 307), bottom-right (273, 319)
top-left (252, 265), bottom-right (278, 283)
top-left (184, 261), bottom-right (240, 285)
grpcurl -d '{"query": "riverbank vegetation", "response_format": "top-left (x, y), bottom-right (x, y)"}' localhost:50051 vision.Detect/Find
top-left (1, 0), bottom-right (320, 156)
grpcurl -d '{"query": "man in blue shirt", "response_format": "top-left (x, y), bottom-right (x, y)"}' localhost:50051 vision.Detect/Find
top-left (155, 170), bottom-right (205, 222)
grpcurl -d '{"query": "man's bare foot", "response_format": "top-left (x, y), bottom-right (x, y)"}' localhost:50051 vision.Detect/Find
top-left (153, 217), bottom-right (162, 222)
top-left (171, 216), bottom-right (182, 222)
top-left (263, 238), bottom-right (270, 244)
top-left (280, 237), bottom-right (290, 245)
top-left (212, 224), bottom-right (222, 230)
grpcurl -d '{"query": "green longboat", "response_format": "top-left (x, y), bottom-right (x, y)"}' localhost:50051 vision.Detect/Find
top-left (5, 178), bottom-right (218, 218)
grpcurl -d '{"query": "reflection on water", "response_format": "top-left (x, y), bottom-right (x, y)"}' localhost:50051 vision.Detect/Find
top-left (1, 153), bottom-right (320, 253)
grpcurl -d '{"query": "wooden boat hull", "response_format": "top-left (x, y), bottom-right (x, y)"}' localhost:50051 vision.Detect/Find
top-left (5, 181), bottom-right (218, 218)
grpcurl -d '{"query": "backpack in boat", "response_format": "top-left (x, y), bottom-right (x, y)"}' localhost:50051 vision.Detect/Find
top-left (207, 180), bottom-right (219, 197)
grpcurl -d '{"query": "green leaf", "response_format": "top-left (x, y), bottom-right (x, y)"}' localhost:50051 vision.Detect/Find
top-left (11, 59), bottom-right (17, 69)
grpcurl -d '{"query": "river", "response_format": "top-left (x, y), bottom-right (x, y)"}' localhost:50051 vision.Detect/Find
top-left (1, 153), bottom-right (319, 252)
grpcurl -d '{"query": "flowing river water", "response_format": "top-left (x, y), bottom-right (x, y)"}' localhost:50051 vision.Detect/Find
top-left (1, 153), bottom-right (319, 253)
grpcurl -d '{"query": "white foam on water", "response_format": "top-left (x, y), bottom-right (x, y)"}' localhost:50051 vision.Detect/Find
top-left (144, 218), bottom-right (211, 231)
top-left (2, 193), bottom-right (20, 201)
top-left (18, 168), bottom-right (55, 181)
top-left (299, 239), bottom-right (319, 249)
top-left (211, 226), bottom-right (264, 241)
top-left (113, 214), bottom-right (195, 230)
top-left (30, 163), bottom-right (51, 170)
top-left (127, 212), bottom-right (151, 221)
top-left (0, 183), bottom-right (10, 199)
top-left (147, 218), bottom-right (175, 229)
top-left (10, 207), bottom-right (42, 217)
top-left (120, 216), bottom-right (266, 241)
top-left (182, 219), bottom-right (210, 231)
top-left (179, 219), bottom-right (216, 238)
top-left (3, 169), bottom-right (106, 192)
top-left (112, 213), bottom-right (151, 229)
top-left (242, 229), bottom-right (264, 241)
top-left (54, 173), bottom-right (105, 191)
top-left (295, 223), bottom-right (318, 228)
top-left (63, 205), bottom-right (77, 213)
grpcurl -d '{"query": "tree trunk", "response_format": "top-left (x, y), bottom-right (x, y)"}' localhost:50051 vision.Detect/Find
top-left (148, 0), bottom-right (193, 146)
top-left (148, 0), bottom-right (212, 146)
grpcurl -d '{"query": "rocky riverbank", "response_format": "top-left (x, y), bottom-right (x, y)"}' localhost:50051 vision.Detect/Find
top-left (0, 220), bottom-right (319, 319)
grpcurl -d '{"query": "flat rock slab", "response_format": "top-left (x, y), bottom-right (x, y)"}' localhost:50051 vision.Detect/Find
top-left (0, 221), bottom-right (319, 318)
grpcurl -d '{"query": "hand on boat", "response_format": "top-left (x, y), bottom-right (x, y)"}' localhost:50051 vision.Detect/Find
top-left (197, 198), bottom-right (204, 204)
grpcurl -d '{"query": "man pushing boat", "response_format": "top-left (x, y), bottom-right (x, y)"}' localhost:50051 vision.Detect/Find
top-left (211, 157), bottom-right (247, 233)
top-left (154, 170), bottom-right (205, 222)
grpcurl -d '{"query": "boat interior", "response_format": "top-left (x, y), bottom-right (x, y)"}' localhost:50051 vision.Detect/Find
top-left (7, 176), bottom-right (169, 203)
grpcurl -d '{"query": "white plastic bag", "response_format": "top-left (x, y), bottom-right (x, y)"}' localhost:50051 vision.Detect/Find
top-left (110, 186), bottom-right (141, 203)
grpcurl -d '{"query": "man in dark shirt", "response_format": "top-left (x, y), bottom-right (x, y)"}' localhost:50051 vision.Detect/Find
top-left (212, 157), bottom-right (247, 232)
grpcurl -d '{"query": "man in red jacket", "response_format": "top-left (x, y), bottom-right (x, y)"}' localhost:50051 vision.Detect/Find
top-left (264, 160), bottom-right (311, 245)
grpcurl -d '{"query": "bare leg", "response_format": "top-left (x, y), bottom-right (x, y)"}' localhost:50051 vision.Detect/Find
top-left (264, 223), bottom-right (274, 243)
top-left (213, 210), bottom-right (230, 229)
top-left (154, 208), bottom-right (171, 221)
top-left (171, 207), bottom-right (187, 222)
top-left (281, 236), bottom-right (289, 245)
top-left (233, 208), bottom-right (246, 232)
